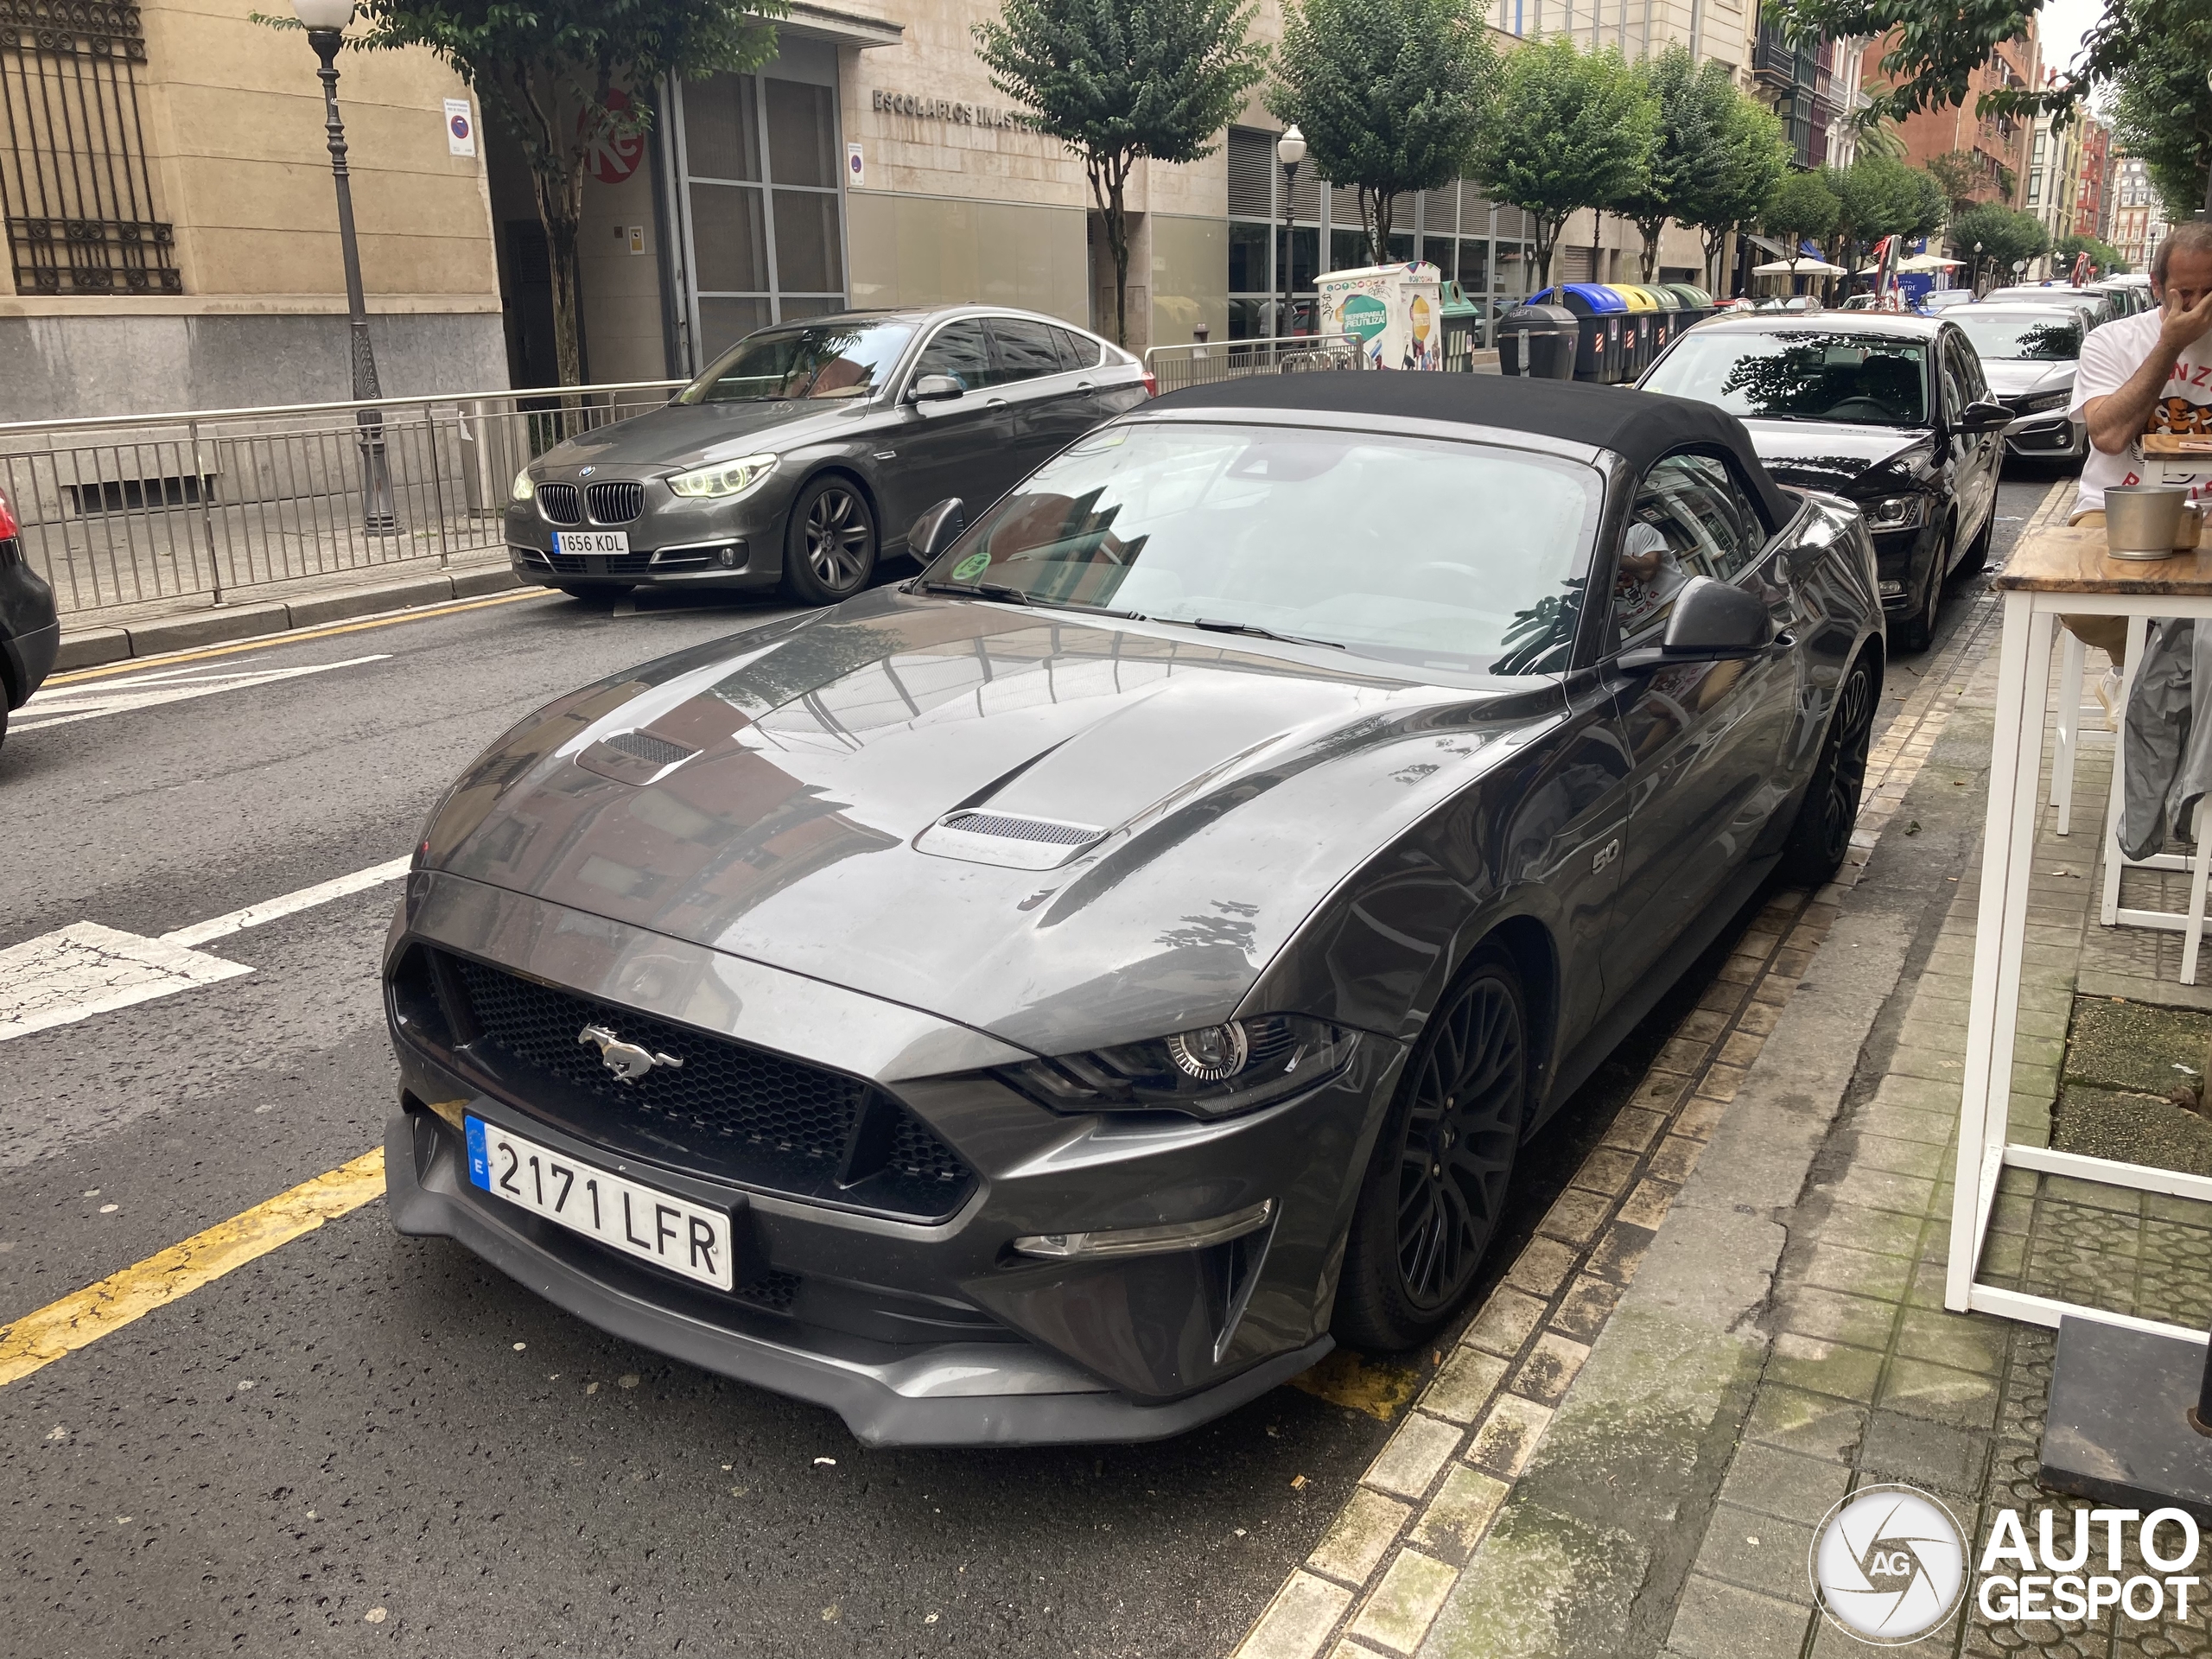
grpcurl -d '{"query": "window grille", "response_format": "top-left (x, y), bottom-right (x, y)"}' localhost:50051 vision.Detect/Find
top-left (0, 0), bottom-right (182, 296)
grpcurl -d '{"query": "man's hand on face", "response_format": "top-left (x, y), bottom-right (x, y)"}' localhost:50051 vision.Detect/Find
top-left (2158, 259), bottom-right (2212, 354)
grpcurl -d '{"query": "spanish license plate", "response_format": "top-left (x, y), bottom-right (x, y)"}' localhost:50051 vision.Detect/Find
top-left (555, 530), bottom-right (628, 556)
top-left (465, 1116), bottom-right (734, 1290)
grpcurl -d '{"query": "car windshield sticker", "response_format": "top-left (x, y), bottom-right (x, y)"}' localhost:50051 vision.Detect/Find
top-left (952, 550), bottom-right (991, 582)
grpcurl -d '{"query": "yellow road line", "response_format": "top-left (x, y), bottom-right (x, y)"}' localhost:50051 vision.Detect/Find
top-left (0, 1147), bottom-right (385, 1388)
top-left (45, 589), bottom-right (546, 687)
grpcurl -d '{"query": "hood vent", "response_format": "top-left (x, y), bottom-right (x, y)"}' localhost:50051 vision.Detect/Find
top-left (575, 728), bottom-right (701, 786)
top-left (915, 810), bottom-right (1108, 871)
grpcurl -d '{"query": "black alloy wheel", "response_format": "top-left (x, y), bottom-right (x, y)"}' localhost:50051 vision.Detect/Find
top-left (1335, 955), bottom-right (1527, 1351)
top-left (1958, 505), bottom-right (1996, 575)
top-left (1892, 519), bottom-right (1950, 653)
top-left (1781, 652), bottom-right (1878, 885)
top-left (783, 475), bottom-right (877, 605)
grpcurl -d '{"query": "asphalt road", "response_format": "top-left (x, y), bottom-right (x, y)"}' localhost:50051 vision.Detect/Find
top-left (0, 468), bottom-right (2056, 1659)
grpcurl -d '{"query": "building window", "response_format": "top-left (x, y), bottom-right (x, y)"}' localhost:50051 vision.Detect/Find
top-left (674, 69), bottom-right (844, 359)
top-left (0, 0), bottom-right (181, 295)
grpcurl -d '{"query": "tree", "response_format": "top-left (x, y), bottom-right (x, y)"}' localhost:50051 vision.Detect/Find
top-left (1924, 149), bottom-right (1988, 217)
top-left (1607, 47), bottom-right (1732, 283)
top-left (2110, 7), bottom-right (2212, 224)
top-left (1950, 200), bottom-right (2049, 284)
top-left (1823, 154), bottom-right (1946, 270)
top-left (1690, 91), bottom-right (1789, 293)
top-left (1470, 36), bottom-right (1657, 291)
top-left (976, 0), bottom-right (1267, 346)
top-left (1762, 168), bottom-right (1840, 283)
top-left (2055, 232), bottom-right (2126, 275)
top-left (348, 0), bottom-right (783, 388)
top-left (1268, 0), bottom-right (1498, 268)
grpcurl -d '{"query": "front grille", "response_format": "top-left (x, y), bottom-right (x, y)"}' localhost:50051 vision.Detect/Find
top-left (542, 550), bottom-right (659, 575)
top-left (941, 811), bottom-right (1103, 846)
top-left (437, 954), bottom-right (974, 1221)
top-left (587, 481), bottom-right (644, 524)
top-left (537, 483), bottom-right (582, 524)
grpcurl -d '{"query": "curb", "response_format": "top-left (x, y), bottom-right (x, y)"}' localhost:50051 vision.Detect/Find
top-left (54, 564), bottom-right (526, 672)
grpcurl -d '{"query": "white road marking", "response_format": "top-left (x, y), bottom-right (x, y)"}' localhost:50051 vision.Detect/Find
top-left (0, 856), bottom-right (412, 1042)
top-left (162, 856), bottom-right (413, 948)
top-left (15, 654), bottom-right (391, 731)
top-left (0, 924), bottom-right (251, 1042)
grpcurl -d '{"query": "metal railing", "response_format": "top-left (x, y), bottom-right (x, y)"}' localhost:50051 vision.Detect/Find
top-left (1142, 333), bottom-right (1368, 396)
top-left (0, 379), bottom-right (684, 616)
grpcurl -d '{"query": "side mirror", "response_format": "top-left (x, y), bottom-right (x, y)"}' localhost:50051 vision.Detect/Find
top-left (907, 498), bottom-right (966, 563)
top-left (905, 374), bottom-right (965, 405)
top-left (1618, 576), bottom-right (1771, 671)
top-left (1959, 398), bottom-right (2013, 435)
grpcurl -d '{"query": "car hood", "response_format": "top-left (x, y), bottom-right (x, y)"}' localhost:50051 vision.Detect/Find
top-left (1740, 419), bottom-right (1933, 499)
top-left (539, 399), bottom-right (878, 474)
top-left (421, 589), bottom-right (1553, 1055)
top-left (1980, 359), bottom-right (2075, 398)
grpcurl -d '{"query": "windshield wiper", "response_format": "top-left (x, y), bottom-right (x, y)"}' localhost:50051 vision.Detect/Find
top-left (920, 580), bottom-right (1032, 604)
top-left (1185, 617), bottom-right (1344, 649)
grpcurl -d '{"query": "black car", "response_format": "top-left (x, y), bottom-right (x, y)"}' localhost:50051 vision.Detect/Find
top-left (384, 374), bottom-right (1883, 1446)
top-left (0, 481), bottom-right (58, 753)
top-left (1639, 313), bottom-right (2010, 651)
top-left (506, 308), bottom-right (1151, 606)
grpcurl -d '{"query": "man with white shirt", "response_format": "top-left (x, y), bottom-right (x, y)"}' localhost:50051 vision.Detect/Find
top-left (2060, 222), bottom-right (2212, 711)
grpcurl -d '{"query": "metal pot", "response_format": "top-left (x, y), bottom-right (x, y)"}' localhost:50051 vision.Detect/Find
top-left (2106, 484), bottom-right (2192, 559)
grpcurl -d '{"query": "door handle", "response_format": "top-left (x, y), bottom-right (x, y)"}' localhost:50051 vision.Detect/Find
top-left (987, 398), bottom-right (1009, 408)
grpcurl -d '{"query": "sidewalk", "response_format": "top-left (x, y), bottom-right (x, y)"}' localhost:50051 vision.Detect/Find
top-left (1236, 478), bottom-right (2212, 1658)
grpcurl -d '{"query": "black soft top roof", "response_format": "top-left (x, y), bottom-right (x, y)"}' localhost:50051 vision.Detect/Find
top-left (1147, 371), bottom-right (1797, 529)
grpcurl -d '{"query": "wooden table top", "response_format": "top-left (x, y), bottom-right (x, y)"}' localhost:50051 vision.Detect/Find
top-left (1994, 523), bottom-right (2212, 594)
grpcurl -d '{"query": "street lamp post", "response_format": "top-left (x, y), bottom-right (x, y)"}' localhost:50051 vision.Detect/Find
top-left (293, 0), bottom-right (398, 536)
top-left (1974, 239), bottom-right (1984, 295)
top-left (1276, 125), bottom-right (1306, 349)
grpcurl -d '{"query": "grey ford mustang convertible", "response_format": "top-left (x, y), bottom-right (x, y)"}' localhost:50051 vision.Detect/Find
top-left (384, 374), bottom-right (1883, 1446)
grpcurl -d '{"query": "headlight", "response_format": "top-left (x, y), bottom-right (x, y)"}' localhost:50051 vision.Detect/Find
top-left (2020, 391), bottom-right (2069, 413)
top-left (1862, 494), bottom-right (1926, 531)
top-left (511, 468), bottom-right (534, 502)
top-left (1000, 1014), bottom-right (1357, 1119)
top-left (665, 454), bottom-right (779, 499)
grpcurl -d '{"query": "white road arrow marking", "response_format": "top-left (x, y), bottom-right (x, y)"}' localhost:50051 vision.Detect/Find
top-left (15, 653), bottom-right (392, 731)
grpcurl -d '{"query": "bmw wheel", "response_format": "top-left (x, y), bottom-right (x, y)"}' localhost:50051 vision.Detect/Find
top-left (1781, 652), bottom-right (1878, 886)
top-left (783, 475), bottom-right (877, 605)
top-left (1335, 953), bottom-right (1526, 1351)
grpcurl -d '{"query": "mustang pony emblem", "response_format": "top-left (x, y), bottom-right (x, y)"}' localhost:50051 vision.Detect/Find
top-left (577, 1023), bottom-right (683, 1084)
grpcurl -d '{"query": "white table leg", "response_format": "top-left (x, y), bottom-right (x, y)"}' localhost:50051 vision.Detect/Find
top-left (1950, 593), bottom-right (2050, 1311)
top-left (2187, 801), bottom-right (2212, 986)
top-left (2053, 626), bottom-right (2084, 833)
top-left (2101, 614), bottom-right (2151, 928)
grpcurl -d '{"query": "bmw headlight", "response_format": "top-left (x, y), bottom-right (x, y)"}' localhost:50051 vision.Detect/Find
top-left (1862, 494), bottom-right (1927, 531)
top-left (666, 453), bottom-right (779, 500)
top-left (1001, 1014), bottom-right (1357, 1119)
top-left (511, 467), bottom-right (535, 502)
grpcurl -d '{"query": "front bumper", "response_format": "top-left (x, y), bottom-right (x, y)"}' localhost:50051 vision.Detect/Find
top-left (2004, 410), bottom-right (2086, 458)
top-left (502, 489), bottom-right (786, 590)
top-left (383, 873), bottom-right (1389, 1446)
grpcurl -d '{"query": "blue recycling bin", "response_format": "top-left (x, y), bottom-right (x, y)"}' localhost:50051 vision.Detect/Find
top-left (1532, 283), bottom-right (1630, 383)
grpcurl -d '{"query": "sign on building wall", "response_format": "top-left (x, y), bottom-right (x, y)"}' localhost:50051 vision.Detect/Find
top-left (848, 143), bottom-right (865, 189)
top-left (444, 99), bottom-right (476, 157)
top-left (870, 90), bottom-right (1022, 128)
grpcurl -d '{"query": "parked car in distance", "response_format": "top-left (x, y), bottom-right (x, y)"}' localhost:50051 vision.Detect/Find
top-left (0, 483), bottom-right (57, 754)
top-left (1638, 312), bottom-right (2009, 651)
top-left (1977, 285), bottom-right (2115, 333)
top-left (385, 373), bottom-right (1884, 1446)
top-left (2086, 280), bottom-right (2147, 317)
top-left (1948, 304), bottom-right (2088, 461)
top-left (505, 308), bottom-right (1149, 607)
top-left (1920, 289), bottom-right (1976, 315)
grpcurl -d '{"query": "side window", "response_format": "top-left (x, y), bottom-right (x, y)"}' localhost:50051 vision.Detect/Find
top-left (1937, 337), bottom-right (1969, 422)
top-left (1052, 327), bottom-right (1101, 371)
top-left (912, 321), bottom-right (994, 392)
top-left (1951, 333), bottom-right (1989, 403)
top-left (1613, 454), bottom-right (1760, 645)
top-left (988, 318), bottom-right (1066, 385)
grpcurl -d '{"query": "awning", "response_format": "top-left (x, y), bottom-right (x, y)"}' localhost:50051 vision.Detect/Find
top-left (780, 1), bottom-right (904, 47)
top-left (1752, 258), bottom-right (1847, 276)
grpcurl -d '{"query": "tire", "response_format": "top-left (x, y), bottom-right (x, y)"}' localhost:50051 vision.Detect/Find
top-left (563, 583), bottom-right (633, 607)
top-left (1334, 953), bottom-right (1528, 1351)
top-left (1891, 522), bottom-right (1949, 653)
top-left (1958, 506), bottom-right (1995, 575)
top-left (1780, 652), bottom-right (1878, 887)
top-left (781, 474), bottom-right (877, 605)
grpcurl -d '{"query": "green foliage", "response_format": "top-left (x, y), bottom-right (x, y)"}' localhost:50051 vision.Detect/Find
top-left (976, 0), bottom-right (1267, 344)
top-left (1769, 0), bottom-right (2211, 130)
top-left (1949, 200), bottom-right (2050, 276)
top-left (1688, 92), bottom-right (1789, 288)
top-left (351, 0), bottom-right (782, 385)
top-left (1470, 35), bottom-right (1657, 289)
top-left (1924, 149), bottom-right (1987, 216)
top-left (1268, 0), bottom-right (1499, 267)
top-left (2056, 232), bottom-right (2126, 275)
top-left (1822, 155), bottom-right (1947, 269)
top-left (2110, 4), bottom-right (2212, 224)
top-left (1762, 168), bottom-right (1840, 265)
top-left (1607, 46), bottom-right (1736, 281)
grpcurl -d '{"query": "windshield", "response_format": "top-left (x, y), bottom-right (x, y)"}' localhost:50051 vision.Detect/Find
top-left (1951, 312), bottom-right (2082, 361)
top-left (1643, 331), bottom-right (1929, 427)
top-left (918, 423), bottom-right (1600, 674)
top-left (677, 321), bottom-right (916, 404)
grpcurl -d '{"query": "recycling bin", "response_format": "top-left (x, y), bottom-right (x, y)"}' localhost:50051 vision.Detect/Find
top-left (1662, 283), bottom-right (1715, 329)
top-left (1315, 262), bottom-right (1447, 369)
top-left (1637, 285), bottom-right (1688, 359)
top-left (1494, 303), bottom-right (1578, 379)
top-left (1601, 284), bottom-right (1660, 378)
top-left (1531, 283), bottom-right (1630, 383)
top-left (1439, 283), bottom-right (1485, 372)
